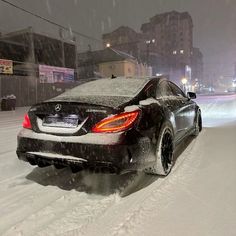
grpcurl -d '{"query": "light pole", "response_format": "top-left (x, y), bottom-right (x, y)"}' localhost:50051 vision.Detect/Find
top-left (181, 77), bottom-right (188, 93)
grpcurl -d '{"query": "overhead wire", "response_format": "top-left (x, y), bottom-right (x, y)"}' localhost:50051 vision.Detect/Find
top-left (0, 0), bottom-right (102, 43)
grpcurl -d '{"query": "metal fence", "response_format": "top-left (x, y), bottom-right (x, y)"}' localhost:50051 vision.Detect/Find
top-left (0, 75), bottom-right (80, 107)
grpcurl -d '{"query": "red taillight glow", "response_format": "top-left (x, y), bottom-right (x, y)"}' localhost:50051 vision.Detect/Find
top-left (22, 114), bottom-right (32, 129)
top-left (92, 110), bottom-right (140, 133)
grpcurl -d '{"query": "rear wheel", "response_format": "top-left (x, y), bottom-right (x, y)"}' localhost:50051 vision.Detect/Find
top-left (145, 123), bottom-right (174, 176)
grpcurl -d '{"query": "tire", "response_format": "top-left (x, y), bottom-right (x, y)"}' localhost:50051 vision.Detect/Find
top-left (145, 122), bottom-right (174, 176)
top-left (192, 110), bottom-right (202, 136)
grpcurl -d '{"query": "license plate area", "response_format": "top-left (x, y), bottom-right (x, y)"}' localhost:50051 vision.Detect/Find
top-left (43, 114), bottom-right (79, 128)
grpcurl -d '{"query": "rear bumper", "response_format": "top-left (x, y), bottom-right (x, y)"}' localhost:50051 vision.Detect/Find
top-left (16, 150), bottom-right (126, 174)
top-left (17, 129), bottom-right (152, 173)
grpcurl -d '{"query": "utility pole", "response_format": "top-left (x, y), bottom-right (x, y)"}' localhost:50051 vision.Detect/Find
top-left (28, 27), bottom-right (37, 104)
top-left (75, 37), bottom-right (78, 80)
top-left (0, 75), bottom-right (2, 99)
top-left (61, 40), bottom-right (65, 68)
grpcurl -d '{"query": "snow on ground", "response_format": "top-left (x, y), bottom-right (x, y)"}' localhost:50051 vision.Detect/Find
top-left (0, 94), bottom-right (236, 236)
top-left (197, 94), bottom-right (236, 127)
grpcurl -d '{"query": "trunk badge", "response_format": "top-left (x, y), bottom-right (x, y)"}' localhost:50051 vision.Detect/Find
top-left (55, 104), bottom-right (62, 112)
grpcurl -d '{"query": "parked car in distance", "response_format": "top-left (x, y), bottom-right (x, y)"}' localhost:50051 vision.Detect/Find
top-left (196, 86), bottom-right (215, 94)
top-left (17, 77), bottom-right (202, 176)
top-left (226, 87), bottom-right (236, 93)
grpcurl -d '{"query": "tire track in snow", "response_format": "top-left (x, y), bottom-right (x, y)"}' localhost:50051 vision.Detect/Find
top-left (64, 131), bottom-right (205, 236)
top-left (2, 173), bottom-right (122, 236)
top-left (2, 171), bottom-right (140, 236)
top-left (0, 149), bottom-right (16, 156)
top-left (0, 124), bottom-right (19, 156)
top-left (0, 150), bottom-right (31, 183)
top-left (4, 193), bottom-right (118, 236)
top-left (37, 193), bottom-right (118, 236)
top-left (0, 167), bottom-right (70, 205)
top-left (109, 132), bottom-right (205, 236)
top-left (1, 186), bottom-right (69, 235)
top-left (1, 191), bottom-right (71, 234)
top-left (0, 167), bottom-right (88, 235)
top-left (0, 141), bottom-right (18, 156)
top-left (0, 108), bottom-right (121, 236)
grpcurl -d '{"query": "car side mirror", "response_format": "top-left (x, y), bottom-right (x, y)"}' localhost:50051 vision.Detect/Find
top-left (187, 92), bottom-right (196, 99)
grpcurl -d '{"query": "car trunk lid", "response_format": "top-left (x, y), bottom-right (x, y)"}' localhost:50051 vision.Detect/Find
top-left (28, 101), bottom-right (120, 136)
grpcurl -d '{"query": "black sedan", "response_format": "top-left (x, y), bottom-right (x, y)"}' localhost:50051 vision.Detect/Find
top-left (17, 77), bottom-right (202, 176)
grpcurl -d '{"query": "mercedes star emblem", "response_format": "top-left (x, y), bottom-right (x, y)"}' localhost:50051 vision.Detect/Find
top-left (55, 104), bottom-right (62, 112)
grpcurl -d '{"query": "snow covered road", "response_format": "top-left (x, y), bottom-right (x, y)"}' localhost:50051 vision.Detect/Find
top-left (0, 94), bottom-right (236, 236)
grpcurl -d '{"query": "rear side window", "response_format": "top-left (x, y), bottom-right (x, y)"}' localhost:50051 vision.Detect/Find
top-left (157, 81), bottom-right (174, 97)
top-left (168, 82), bottom-right (186, 97)
top-left (143, 82), bottom-right (157, 98)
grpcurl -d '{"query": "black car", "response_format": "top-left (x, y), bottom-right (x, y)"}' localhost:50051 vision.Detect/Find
top-left (17, 77), bottom-right (202, 176)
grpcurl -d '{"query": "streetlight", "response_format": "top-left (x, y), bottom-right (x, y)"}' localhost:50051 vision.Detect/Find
top-left (233, 79), bottom-right (236, 88)
top-left (106, 43), bottom-right (111, 48)
top-left (181, 77), bottom-right (188, 85)
top-left (181, 77), bottom-right (188, 93)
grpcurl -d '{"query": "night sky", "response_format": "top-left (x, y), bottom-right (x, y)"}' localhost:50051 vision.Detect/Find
top-left (0, 0), bottom-right (236, 81)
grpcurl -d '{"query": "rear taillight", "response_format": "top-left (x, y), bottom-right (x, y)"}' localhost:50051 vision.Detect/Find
top-left (22, 114), bottom-right (32, 129)
top-left (92, 110), bottom-right (140, 133)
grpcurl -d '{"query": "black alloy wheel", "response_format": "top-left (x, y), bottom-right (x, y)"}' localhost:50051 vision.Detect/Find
top-left (161, 129), bottom-right (174, 174)
top-left (145, 123), bottom-right (174, 176)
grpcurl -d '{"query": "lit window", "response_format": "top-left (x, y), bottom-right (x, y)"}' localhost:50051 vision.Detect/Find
top-left (180, 50), bottom-right (184, 54)
top-left (173, 50), bottom-right (177, 55)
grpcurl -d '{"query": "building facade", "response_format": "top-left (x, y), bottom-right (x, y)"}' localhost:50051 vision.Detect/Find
top-left (191, 47), bottom-right (204, 85)
top-left (102, 26), bottom-right (161, 76)
top-left (78, 47), bottom-right (152, 79)
top-left (0, 27), bottom-right (76, 75)
top-left (102, 26), bottom-right (142, 60)
top-left (141, 11), bottom-right (193, 84)
top-left (0, 27), bottom-right (77, 106)
top-left (102, 11), bottom-right (195, 85)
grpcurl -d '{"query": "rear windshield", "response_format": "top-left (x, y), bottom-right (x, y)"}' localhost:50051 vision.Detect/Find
top-left (63, 78), bottom-right (149, 97)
